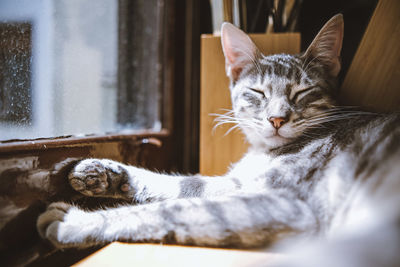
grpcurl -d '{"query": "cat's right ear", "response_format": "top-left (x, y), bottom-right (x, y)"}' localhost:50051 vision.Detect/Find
top-left (221, 23), bottom-right (259, 82)
top-left (302, 14), bottom-right (344, 77)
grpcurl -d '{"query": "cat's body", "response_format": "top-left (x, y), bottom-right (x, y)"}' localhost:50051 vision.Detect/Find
top-left (37, 15), bottom-right (400, 266)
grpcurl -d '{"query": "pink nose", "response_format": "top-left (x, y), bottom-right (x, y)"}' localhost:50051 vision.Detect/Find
top-left (268, 117), bottom-right (287, 129)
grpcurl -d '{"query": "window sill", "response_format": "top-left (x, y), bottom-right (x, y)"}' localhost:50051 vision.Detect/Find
top-left (0, 129), bottom-right (169, 154)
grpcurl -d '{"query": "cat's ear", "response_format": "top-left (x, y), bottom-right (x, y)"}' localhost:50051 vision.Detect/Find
top-left (221, 22), bottom-right (259, 82)
top-left (302, 14), bottom-right (344, 77)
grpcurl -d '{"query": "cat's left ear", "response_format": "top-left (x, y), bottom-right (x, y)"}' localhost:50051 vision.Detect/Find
top-left (302, 14), bottom-right (344, 77)
top-left (221, 22), bottom-right (260, 82)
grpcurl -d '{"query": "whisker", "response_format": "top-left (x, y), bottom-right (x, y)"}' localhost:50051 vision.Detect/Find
top-left (292, 108), bottom-right (378, 131)
top-left (224, 124), bottom-right (243, 136)
top-left (211, 109), bottom-right (265, 136)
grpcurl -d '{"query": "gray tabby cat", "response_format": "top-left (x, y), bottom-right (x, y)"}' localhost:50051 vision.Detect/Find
top-left (37, 14), bottom-right (400, 266)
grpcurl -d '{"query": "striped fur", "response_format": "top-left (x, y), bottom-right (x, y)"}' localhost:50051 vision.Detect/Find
top-left (37, 15), bottom-right (400, 266)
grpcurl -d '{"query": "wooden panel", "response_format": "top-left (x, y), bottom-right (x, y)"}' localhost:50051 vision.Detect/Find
top-left (74, 242), bottom-right (282, 267)
top-left (340, 0), bottom-right (400, 111)
top-left (200, 33), bottom-right (300, 176)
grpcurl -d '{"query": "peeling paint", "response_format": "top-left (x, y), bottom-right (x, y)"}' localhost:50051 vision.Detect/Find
top-left (0, 157), bottom-right (39, 173)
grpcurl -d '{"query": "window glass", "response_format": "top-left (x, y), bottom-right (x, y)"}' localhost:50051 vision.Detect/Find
top-left (0, 0), bottom-right (162, 141)
top-left (0, 22), bottom-right (32, 126)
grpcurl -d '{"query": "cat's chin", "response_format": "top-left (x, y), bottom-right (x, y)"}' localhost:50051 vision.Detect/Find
top-left (247, 134), bottom-right (292, 151)
top-left (265, 135), bottom-right (292, 148)
top-left (242, 128), bottom-right (293, 150)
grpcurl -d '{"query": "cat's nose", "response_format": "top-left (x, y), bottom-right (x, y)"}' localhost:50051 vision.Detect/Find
top-left (268, 117), bottom-right (287, 129)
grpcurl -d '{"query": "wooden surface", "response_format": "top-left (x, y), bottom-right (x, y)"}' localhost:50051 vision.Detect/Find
top-left (200, 33), bottom-right (300, 176)
top-left (340, 0), bottom-right (400, 111)
top-left (74, 242), bottom-right (281, 267)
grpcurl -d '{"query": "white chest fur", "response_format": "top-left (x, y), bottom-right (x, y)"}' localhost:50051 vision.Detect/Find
top-left (226, 151), bottom-right (280, 193)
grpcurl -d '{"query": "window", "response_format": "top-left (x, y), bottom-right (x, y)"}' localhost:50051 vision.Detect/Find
top-left (0, 0), bottom-right (164, 140)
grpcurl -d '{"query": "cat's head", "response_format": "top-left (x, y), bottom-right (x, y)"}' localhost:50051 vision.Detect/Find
top-left (221, 14), bottom-right (344, 149)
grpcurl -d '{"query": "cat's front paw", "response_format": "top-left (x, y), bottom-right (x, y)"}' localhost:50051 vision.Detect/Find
top-left (68, 159), bottom-right (134, 199)
top-left (36, 202), bottom-right (77, 248)
top-left (37, 202), bottom-right (105, 248)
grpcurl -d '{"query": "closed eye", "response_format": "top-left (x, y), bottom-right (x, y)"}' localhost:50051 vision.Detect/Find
top-left (248, 87), bottom-right (265, 97)
top-left (291, 86), bottom-right (318, 102)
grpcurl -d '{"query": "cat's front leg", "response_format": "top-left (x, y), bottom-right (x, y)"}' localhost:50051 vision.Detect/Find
top-left (38, 193), bottom-right (317, 249)
top-left (68, 159), bottom-right (185, 202)
top-left (69, 158), bottom-right (242, 203)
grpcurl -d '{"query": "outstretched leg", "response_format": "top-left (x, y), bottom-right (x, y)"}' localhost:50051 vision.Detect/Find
top-left (37, 192), bottom-right (317, 249)
top-left (68, 159), bottom-right (244, 203)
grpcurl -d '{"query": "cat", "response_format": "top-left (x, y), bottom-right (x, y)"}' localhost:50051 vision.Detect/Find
top-left (37, 14), bottom-right (400, 266)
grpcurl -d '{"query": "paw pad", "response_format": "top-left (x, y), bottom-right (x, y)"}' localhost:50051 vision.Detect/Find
top-left (68, 159), bottom-right (133, 199)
